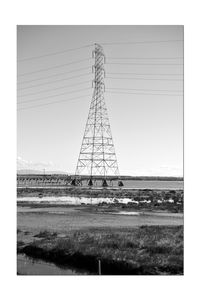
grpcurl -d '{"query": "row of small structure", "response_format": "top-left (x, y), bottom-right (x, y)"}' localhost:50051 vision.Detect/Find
top-left (17, 176), bottom-right (71, 186)
top-left (17, 175), bottom-right (123, 187)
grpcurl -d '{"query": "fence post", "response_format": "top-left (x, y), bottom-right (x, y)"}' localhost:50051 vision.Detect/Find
top-left (98, 259), bottom-right (101, 275)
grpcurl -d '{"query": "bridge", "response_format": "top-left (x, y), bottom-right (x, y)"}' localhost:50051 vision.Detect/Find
top-left (17, 174), bottom-right (122, 188)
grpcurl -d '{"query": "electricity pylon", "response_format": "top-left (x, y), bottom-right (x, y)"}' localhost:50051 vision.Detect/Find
top-left (73, 43), bottom-right (123, 187)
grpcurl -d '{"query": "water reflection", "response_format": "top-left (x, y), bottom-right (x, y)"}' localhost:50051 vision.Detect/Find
top-left (17, 254), bottom-right (89, 275)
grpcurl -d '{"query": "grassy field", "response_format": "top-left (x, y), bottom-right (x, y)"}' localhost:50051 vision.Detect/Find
top-left (18, 226), bottom-right (183, 275)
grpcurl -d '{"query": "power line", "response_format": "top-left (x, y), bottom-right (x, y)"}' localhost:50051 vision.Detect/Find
top-left (106, 76), bottom-right (183, 81)
top-left (106, 91), bottom-right (183, 97)
top-left (107, 87), bottom-right (182, 93)
top-left (18, 94), bottom-right (91, 111)
top-left (101, 39), bottom-right (183, 45)
top-left (18, 72), bottom-right (92, 90)
top-left (18, 58), bottom-right (92, 77)
top-left (18, 84), bottom-right (183, 101)
top-left (18, 68), bottom-right (183, 86)
top-left (18, 89), bottom-right (182, 111)
top-left (18, 67), bottom-right (91, 84)
top-left (18, 40), bottom-right (183, 62)
top-left (18, 44), bottom-right (93, 62)
top-left (106, 72), bottom-right (183, 76)
top-left (18, 87), bottom-right (92, 104)
top-left (107, 56), bottom-right (183, 60)
top-left (106, 62), bottom-right (183, 66)
top-left (18, 80), bottom-right (91, 98)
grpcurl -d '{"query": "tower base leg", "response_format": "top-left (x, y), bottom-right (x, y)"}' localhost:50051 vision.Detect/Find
top-left (118, 180), bottom-right (124, 187)
top-left (88, 178), bottom-right (93, 186)
top-left (102, 179), bottom-right (108, 187)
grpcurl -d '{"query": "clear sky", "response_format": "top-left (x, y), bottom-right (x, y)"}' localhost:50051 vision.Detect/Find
top-left (17, 25), bottom-right (183, 176)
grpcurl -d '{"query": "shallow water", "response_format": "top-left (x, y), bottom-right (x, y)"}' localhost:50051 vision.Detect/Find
top-left (17, 254), bottom-right (89, 275)
top-left (17, 196), bottom-right (132, 205)
top-left (18, 180), bottom-right (183, 190)
top-left (81, 180), bottom-right (184, 190)
top-left (110, 211), bottom-right (140, 216)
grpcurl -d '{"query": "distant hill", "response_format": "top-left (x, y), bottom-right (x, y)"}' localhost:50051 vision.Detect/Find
top-left (17, 170), bottom-right (183, 181)
top-left (17, 169), bottom-right (69, 175)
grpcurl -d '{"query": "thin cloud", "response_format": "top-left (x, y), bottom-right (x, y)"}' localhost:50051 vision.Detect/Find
top-left (17, 157), bottom-right (54, 171)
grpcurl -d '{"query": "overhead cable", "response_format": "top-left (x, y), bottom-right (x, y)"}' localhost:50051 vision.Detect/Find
top-left (18, 72), bottom-right (92, 90)
top-left (106, 91), bottom-right (183, 96)
top-left (107, 87), bottom-right (182, 93)
top-left (106, 62), bottom-right (183, 66)
top-left (18, 94), bottom-right (92, 111)
top-left (18, 67), bottom-right (91, 84)
top-left (18, 87), bottom-right (92, 104)
top-left (106, 72), bottom-right (183, 76)
top-left (107, 56), bottom-right (183, 60)
top-left (18, 80), bottom-right (91, 98)
top-left (106, 76), bottom-right (183, 81)
top-left (101, 40), bottom-right (183, 45)
top-left (18, 44), bottom-right (93, 62)
top-left (18, 58), bottom-right (92, 77)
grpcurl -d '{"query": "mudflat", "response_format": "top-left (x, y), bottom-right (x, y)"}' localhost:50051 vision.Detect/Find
top-left (17, 204), bottom-right (183, 234)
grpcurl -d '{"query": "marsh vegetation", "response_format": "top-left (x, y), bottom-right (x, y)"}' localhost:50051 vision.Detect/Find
top-left (18, 226), bottom-right (183, 275)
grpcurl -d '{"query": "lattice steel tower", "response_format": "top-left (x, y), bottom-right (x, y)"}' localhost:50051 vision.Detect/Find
top-left (74, 43), bottom-right (122, 187)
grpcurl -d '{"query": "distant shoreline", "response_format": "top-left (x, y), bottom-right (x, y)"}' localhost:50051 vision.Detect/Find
top-left (17, 173), bottom-right (183, 181)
